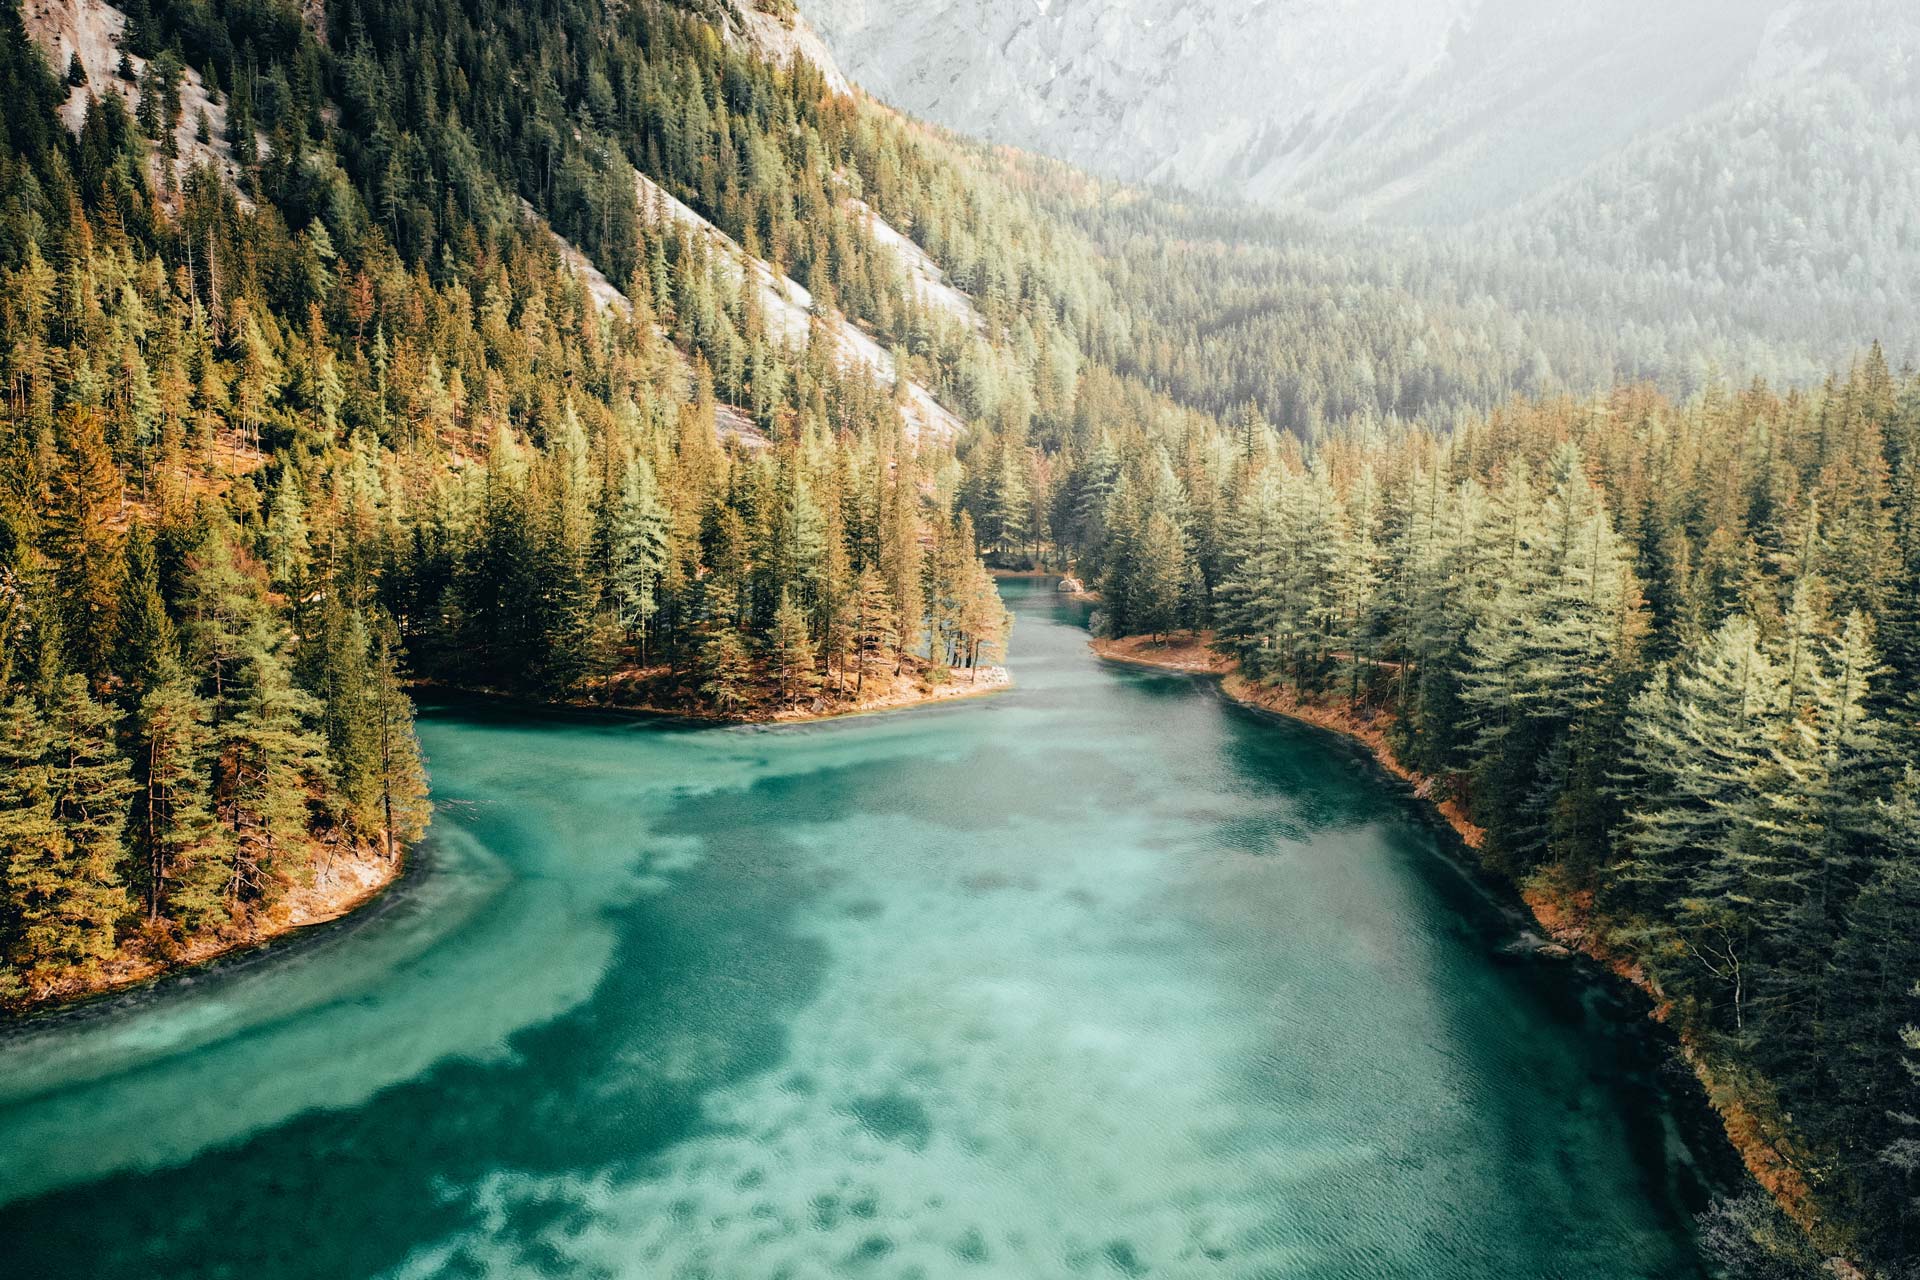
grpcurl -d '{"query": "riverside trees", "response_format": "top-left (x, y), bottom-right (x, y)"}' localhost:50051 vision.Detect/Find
top-left (1047, 355), bottom-right (1920, 1272)
top-left (0, 0), bottom-right (1011, 1002)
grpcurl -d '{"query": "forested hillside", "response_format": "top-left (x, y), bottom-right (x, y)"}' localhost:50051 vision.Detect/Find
top-left (1044, 350), bottom-right (1920, 1276)
top-left (0, 0), bottom-right (1042, 1008)
top-left (2, 0), bottom-right (1915, 1274)
top-left (801, 0), bottom-right (1920, 429)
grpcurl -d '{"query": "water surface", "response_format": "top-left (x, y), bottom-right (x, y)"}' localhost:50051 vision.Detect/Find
top-left (0, 581), bottom-right (1715, 1278)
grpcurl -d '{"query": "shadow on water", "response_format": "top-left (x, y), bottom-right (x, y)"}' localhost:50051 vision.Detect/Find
top-left (0, 787), bottom-right (832, 1280)
top-left (1210, 677), bottom-right (1736, 1276)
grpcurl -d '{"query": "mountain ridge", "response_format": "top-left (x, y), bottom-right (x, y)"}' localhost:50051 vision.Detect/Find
top-left (796, 0), bottom-right (1915, 230)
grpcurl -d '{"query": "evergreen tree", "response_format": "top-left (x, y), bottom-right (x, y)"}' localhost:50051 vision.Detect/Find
top-left (850, 567), bottom-right (898, 697)
top-left (43, 410), bottom-right (126, 678)
top-left (698, 627), bottom-right (753, 712)
top-left (114, 526), bottom-right (176, 694)
top-left (216, 634), bottom-right (325, 907)
top-left (317, 603), bottom-right (380, 840)
top-left (131, 659), bottom-right (219, 927)
top-left (1, 680), bottom-right (137, 979)
top-left (1134, 510), bottom-right (1188, 642)
top-left (366, 618), bottom-right (430, 861)
top-left (0, 697), bottom-right (68, 986)
top-left (768, 591), bottom-right (818, 706)
top-left (611, 454), bottom-right (670, 657)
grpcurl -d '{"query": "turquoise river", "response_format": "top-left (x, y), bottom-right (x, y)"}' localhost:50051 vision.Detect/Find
top-left (0, 580), bottom-right (1729, 1278)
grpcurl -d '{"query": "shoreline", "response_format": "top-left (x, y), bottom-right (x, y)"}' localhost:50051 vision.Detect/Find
top-left (1091, 631), bottom-right (1842, 1266)
top-left (423, 664), bottom-right (1014, 726)
top-left (7, 842), bottom-right (405, 1021)
top-left (13, 664), bottom-right (1014, 1021)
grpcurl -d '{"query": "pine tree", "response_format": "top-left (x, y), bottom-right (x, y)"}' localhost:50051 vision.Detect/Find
top-left (880, 472), bottom-right (924, 666)
top-left (217, 632), bottom-right (326, 907)
top-left (1097, 473), bottom-right (1144, 635)
top-left (1616, 618), bottom-right (1781, 919)
top-left (367, 617), bottom-right (430, 861)
top-left (767, 591), bottom-right (818, 706)
top-left (1134, 509), bottom-right (1188, 642)
top-left (698, 627), bottom-right (754, 712)
top-left (183, 525), bottom-right (326, 907)
top-left (132, 660), bottom-right (220, 927)
top-left (317, 603), bottom-right (380, 840)
top-left (183, 520), bottom-right (273, 717)
top-left (265, 468), bottom-right (313, 634)
top-left (1462, 446), bottom-right (1640, 870)
top-left (1616, 617), bottom-right (1782, 1033)
top-left (5, 680), bottom-right (137, 977)
top-left (0, 697), bottom-right (68, 985)
top-left (43, 409), bottom-right (126, 678)
top-left (114, 525), bottom-right (176, 694)
top-left (956, 560), bottom-right (1010, 681)
top-left (1821, 781), bottom-right (1920, 1209)
top-left (851, 566), bottom-right (898, 698)
top-left (611, 454), bottom-right (670, 658)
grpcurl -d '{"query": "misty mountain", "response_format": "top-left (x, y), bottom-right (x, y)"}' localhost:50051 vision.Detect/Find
top-left (799, 0), bottom-right (1920, 229)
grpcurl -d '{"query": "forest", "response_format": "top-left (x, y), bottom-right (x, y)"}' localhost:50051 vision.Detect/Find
top-left (0, 0), bottom-right (1916, 1273)
top-left (1054, 353), bottom-right (1920, 1276)
top-left (0, 0), bottom-right (1019, 1010)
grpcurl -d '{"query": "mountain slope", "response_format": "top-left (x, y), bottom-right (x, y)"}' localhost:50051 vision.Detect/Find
top-left (800, 0), bottom-right (1920, 243)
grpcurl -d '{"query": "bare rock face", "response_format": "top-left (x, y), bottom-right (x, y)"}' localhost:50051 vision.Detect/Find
top-left (796, 0), bottom-right (1913, 227)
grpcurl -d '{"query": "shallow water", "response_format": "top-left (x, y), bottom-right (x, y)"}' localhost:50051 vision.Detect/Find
top-left (0, 581), bottom-right (1716, 1278)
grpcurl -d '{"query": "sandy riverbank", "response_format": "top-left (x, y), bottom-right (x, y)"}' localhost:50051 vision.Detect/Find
top-left (580, 660), bottom-right (1013, 724)
top-left (10, 841), bottom-right (404, 1018)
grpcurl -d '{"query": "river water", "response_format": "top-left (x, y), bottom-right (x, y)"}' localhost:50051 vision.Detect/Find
top-left (0, 580), bottom-right (1718, 1278)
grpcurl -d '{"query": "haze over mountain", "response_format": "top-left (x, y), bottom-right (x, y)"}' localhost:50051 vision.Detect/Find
top-left (798, 0), bottom-right (1920, 227)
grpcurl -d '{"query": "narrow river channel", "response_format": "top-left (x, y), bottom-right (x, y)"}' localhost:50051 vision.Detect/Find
top-left (0, 579), bottom-right (1720, 1278)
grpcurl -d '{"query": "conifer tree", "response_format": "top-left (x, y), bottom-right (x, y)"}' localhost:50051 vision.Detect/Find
top-left (768, 591), bottom-right (818, 706)
top-left (0, 697), bottom-right (69, 984)
top-left (114, 525), bottom-right (175, 694)
top-left (1820, 776), bottom-right (1920, 1225)
top-left (131, 658), bottom-right (219, 926)
top-left (366, 618), bottom-right (430, 861)
top-left (317, 603), bottom-right (380, 840)
top-left (17, 679), bottom-right (137, 975)
top-left (265, 468), bottom-right (313, 634)
top-left (956, 559), bottom-right (1010, 680)
top-left (698, 626), bottom-right (753, 712)
top-left (612, 454), bottom-right (670, 658)
top-left (851, 567), bottom-right (898, 698)
top-left (217, 632), bottom-right (325, 907)
top-left (43, 409), bottom-right (126, 678)
top-left (1134, 509), bottom-right (1188, 642)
